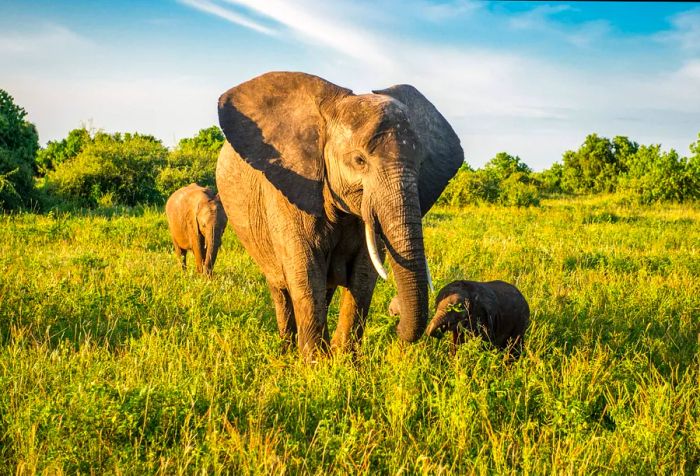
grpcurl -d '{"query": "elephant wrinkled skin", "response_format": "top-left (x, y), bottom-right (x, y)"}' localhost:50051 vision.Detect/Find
top-left (216, 71), bottom-right (463, 358)
top-left (426, 280), bottom-right (530, 356)
top-left (165, 183), bottom-right (227, 277)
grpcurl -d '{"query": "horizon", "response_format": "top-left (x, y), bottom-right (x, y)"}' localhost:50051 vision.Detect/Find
top-left (2, 1), bottom-right (699, 171)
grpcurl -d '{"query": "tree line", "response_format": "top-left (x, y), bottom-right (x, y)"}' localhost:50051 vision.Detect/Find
top-left (1, 89), bottom-right (699, 211)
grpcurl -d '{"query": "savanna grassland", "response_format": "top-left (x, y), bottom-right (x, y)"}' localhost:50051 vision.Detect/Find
top-left (1, 196), bottom-right (698, 474)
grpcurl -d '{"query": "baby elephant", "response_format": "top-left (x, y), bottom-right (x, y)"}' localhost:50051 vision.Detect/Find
top-left (165, 183), bottom-right (227, 277)
top-left (426, 280), bottom-right (529, 356)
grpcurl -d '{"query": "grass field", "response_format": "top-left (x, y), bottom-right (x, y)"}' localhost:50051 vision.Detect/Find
top-left (1, 196), bottom-right (698, 474)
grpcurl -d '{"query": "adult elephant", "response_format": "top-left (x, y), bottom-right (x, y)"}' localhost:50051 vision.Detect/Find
top-left (216, 72), bottom-right (463, 358)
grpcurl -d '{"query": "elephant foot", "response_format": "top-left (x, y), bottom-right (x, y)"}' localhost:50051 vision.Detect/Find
top-left (330, 333), bottom-right (362, 359)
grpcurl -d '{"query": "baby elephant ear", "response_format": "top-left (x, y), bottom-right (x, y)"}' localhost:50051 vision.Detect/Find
top-left (219, 72), bottom-right (351, 216)
top-left (372, 85), bottom-right (464, 215)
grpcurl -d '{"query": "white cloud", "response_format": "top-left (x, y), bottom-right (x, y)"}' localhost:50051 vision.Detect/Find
top-left (188, 0), bottom-right (393, 67)
top-left (656, 8), bottom-right (700, 51)
top-left (4, 2), bottom-right (699, 170)
top-left (0, 24), bottom-right (91, 55)
top-left (415, 0), bottom-right (482, 22)
top-left (178, 0), bottom-right (277, 36)
top-left (507, 4), bottom-right (611, 48)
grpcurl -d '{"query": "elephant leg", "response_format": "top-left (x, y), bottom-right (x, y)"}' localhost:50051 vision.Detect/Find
top-left (287, 270), bottom-right (330, 361)
top-left (326, 286), bottom-right (337, 308)
top-left (268, 283), bottom-right (296, 350)
top-left (325, 285), bottom-right (337, 332)
top-left (331, 253), bottom-right (378, 353)
top-left (172, 238), bottom-right (186, 270)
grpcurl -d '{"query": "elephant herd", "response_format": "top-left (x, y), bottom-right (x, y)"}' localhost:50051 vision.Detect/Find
top-left (165, 72), bottom-right (529, 361)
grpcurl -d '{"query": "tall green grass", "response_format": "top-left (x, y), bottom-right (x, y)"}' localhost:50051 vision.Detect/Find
top-left (1, 196), bottom-right (698, 474)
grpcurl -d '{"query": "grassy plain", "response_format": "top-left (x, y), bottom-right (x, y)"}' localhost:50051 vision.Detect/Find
top-left (1, 196), bottom-right (698, 474)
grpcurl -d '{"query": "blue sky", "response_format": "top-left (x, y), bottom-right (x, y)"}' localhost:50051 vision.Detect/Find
top-left (2, 1), bottom-right (699, 169)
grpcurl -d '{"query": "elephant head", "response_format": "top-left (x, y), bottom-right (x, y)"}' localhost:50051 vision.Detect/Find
top-left (196, 194), bottom-right (227, 277)
top-left (218, 72), bottom-right (463, 342)
top-left (426, 283), bottom-right (486, 340)
top-left (427, 280), bottom-right (529, 356)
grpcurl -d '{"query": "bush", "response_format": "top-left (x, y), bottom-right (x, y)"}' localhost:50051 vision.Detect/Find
top-left (42, 133), bottom-right (167, 207)
top-left (560, 134), bottom-right (637, 194)
top-left (438, 154), bottom-right (541, 207)
top-left (439, 164), bottom-right (497, 206)
top-left (0, 89), bottom-right (39, 210)
top-left (618, 144), bottom-right (699, 204)
top-left (484, 152), bottom-right (531, 181)
top-left (35, 127), bottom-right (91, 175)
top-left (533, 162), bottom-right (563, 195)
top-left (155, 127), bottom-right (223, 198)
top-left (499, 172), bottom-right (540, 207)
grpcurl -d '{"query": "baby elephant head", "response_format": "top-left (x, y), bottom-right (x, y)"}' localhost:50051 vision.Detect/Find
top-left (196, 195), bottom-right (228, 277)
top-left (426, 280), bottom-right (529, 357)
top-left (426, 283), bottom-right (484, 341)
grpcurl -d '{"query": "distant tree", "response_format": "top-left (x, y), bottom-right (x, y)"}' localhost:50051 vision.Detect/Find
top-left (499, 172), bottom-right (540, 207)
top-left (561, 134), bottom-right (614, 193)
top-left (0, 89), bottom-right (39, 210)
top-left (560, 134), bottom-right (639, 194)
top-left (533, 162), bottom-right (564, 194)
top-left (687, 133), bottom-right (700, 198)
top-left (484, 152), bottom-right (532, 181)
top-left (437, 153), bottom-right (540, 207)
top-left (156, 126), bottom-right (224, 197)
top-left (612, 135), bottom-right (639, 172)
top-left (618, 143), bottom-right (697, 203)
top-left (43, 133), bottom-right (167, 207)
top-left (35, 127), bottom-right (91, 175)
top-left (176, 126), bottom-right (224, 153)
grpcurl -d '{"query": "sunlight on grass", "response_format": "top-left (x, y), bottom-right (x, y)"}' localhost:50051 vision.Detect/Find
top-left (0, 196), bottom-right (698, 473)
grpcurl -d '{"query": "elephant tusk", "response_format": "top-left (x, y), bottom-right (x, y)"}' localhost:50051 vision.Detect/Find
top-left (364, 222), bottom-right (388, 280)
top-left (426, 258), bottom-right (434, 293)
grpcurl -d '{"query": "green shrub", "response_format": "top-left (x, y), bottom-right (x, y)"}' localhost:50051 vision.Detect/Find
top-left (156, 126), bottom-right (223, 198)
top-left (0, 89), bottom-right (39, 210)
top-left (499, 172), bottom-right (540, 207)
top-left (533, 162), bottom-right (563, 195)
top-left (484, 151), bottom-right (532, 180)
top-left (439, 154), bottom-right (541, 207)
top-left (618, 144), bottom-right (699, 204)
top-left (439, 164), bottom-right (496, 206)
top-left (35, 127), bottom-right (91, 175)
top-left (42, 133), bottom-right (167, 207)
top-left (559, 134), bottom-right (637, 194)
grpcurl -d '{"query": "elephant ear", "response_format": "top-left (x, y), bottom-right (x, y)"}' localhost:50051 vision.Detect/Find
top-left (372, 85), bottom-right (464, 215)
top-left (218, 72), bottom-right (351, 216)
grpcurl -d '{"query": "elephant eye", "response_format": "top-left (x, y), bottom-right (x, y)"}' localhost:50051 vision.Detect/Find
top-left (352, 155), bottom-right (367, 169)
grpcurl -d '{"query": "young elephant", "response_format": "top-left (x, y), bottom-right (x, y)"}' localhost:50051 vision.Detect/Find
top-left (165, 183), bottom-right (227, 277)
top-left (426, 280), bottom-right (529, 356)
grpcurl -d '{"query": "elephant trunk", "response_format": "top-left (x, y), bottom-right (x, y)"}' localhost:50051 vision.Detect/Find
top-left (370, 180), bottom-right (429, 343)
top-left (426, 309), bottom-right (449, 338)
top-left (204, 223), bottom-right (219, 276)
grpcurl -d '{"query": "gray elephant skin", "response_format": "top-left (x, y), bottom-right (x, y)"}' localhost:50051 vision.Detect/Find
top-left (216, 71), bottom-right (463, 358)
top-left (165, 183), bottom-right (228, 277)
top-left (426, 280), bottom-right (529, 356)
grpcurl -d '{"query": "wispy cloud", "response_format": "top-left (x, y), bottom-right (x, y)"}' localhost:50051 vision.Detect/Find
top-left (507, 4), bottom-right (611, 47)
top-left (0, 24), bottom-right (91, 55)
top-left (185, 0), bottom-right (393, 67)
top-left (656, 7), bottom-right (700, 51)
top-left (178, 0), bottom-right (700, 167)
top-left (416, 0), bottom-right (482, 22)
top-left (178, 0), bottom-right (277, 36)
top-left (4, 2), bottom-right (698, 169)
